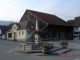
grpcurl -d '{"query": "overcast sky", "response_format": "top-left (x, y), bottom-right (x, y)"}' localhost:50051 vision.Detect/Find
top-left (0, 0), bottom-right (80, 22)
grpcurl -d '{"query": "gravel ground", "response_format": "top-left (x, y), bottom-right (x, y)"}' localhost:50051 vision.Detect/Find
top-left (0, 39), bottom-right (80, 60)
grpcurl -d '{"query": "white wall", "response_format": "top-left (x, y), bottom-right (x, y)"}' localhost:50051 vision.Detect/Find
top-left (7, 23), bottom-right (18, 40)
top-left (16, 29), bottom-right (32, 42)
top-left (73, 27), bottom-right (80, 36)
top-left (7, 29), bottom-right (32, 41)
top-left (73, 27), bottom-right (80, 32)
top-left (16, 30), bottom-right (26, 41)
top-left (0, 29), bottom-right (2, 35)
top-left (12, 24), bottom-right (18, 32)
top-left (2, 34), bottom-right (6, 39)
top-left (26, 29), bottom-right (32, 40)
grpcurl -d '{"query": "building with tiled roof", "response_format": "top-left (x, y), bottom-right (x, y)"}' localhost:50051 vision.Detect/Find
top-left (19, 9), bottom-right (73, 40)
top-left (6, 9), bottom-right (74, 41)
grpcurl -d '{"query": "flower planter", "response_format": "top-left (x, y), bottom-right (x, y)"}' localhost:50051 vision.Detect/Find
top-left (32, 29), bottom-right (43, 35)
top-left (42, 49), bottom-right (51, 54)
top-left (60, 40), bottom-right (68, 49)
top-left (61, 44), bottom-right (68, 48)
top-left (41, 42), bottom-right (53, 54)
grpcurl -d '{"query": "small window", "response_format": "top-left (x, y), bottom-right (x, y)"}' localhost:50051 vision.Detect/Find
top-left (19, 32), bottom-right (20, 35)
top-left (28, 30), bottom-right (31, 34)
top-left (76, 26), bottom-right (78, 30)
top-left (14, 26), bottom-right (16, 30)
top-left (74, 32), bottom-right (78, 34)
top-left (8, 33), bottom-right (12, 38)
top-left (22, 31), bottom-right (24, 35)
top-left (12, 26), bottom-right (16, 30)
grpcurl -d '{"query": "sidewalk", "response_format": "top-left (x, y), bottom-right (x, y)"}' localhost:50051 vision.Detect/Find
top-left (14, 46), bottom-right (71, 55)
top-left (14, 47), bottom-right (42, 53)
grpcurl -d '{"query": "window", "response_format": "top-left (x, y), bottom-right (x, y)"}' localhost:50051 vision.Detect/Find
top-left (8, 33), bottom-right (12, 38)
top-left (19, 31), bottom-right (20, 35)
top-left (74, 32), bottom-right (78, 34)
top-left (76, 26), bottom-right (78, 30)
top-left (14, 26), bottom-right (16, 30)
top-left (31, 26), bottom-right (33, 28)
top-left (12, 25), bottom-right (16, 30)
top-left (22, 31), bottom-right (24, 35)
top-left (28, 29), bottom-right (31, 34)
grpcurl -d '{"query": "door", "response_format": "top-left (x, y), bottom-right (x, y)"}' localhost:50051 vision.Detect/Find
top-left (57, 32), bottom-right (66, 38)
top-left (14, 32), bottom-right (17, 41)
top-left (57, 33), bottom-right (61, 38)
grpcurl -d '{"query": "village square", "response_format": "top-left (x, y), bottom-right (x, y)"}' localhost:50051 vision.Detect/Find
top-left (0, 39), bottom-right (80, 60)
top-left (0, 9), bottom-right (80, 60)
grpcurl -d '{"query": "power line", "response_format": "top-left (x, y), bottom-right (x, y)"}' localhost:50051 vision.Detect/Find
top-left (55, 13), bottom-right (74, 18)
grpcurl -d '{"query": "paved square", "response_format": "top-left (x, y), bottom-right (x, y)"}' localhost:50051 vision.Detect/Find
top-left (0, 39), bottom-right (80, 60)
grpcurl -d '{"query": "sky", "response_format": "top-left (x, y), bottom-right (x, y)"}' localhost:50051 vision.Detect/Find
top-left (0, 0), bottom-right (80, 22)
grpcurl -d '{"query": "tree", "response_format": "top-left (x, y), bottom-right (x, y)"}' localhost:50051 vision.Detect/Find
top-left (8, 23), bottom-right (14, 26)
top-left (8, 22), bottom-right (18, 26)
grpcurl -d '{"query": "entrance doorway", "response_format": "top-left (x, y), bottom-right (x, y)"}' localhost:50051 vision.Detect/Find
top-left (14, 32), bottom-right (17, 41)
top-left (57, 32), bottom-right (66, 39)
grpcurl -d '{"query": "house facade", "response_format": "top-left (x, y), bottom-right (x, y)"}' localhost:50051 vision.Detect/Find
top-left (6, 9), bottom-right (74, 41)
top-left (7, 23), bottom-right (18, 40)
top-left (0, 25), bottom-right (7, 35)
top-left (42, 25), bottom-right (73, 40)
top-left (73, 26), bottom-right (80, 37)
top-left (67, 17), bottom-right (80, 39)
top-left (0, 25), bottom-right (10, 39)
top-left (7, 22), bottom-right (33, 41)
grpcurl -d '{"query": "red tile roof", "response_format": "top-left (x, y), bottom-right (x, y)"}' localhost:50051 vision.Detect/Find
top-left (27, 10), bottom-right (71, 26)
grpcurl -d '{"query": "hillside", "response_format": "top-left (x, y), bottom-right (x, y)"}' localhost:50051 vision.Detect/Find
top-left (0, 20), bottom-right (15, 26)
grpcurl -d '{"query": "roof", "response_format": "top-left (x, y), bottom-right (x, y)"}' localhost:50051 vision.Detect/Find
top-left (18, 20), bottom-right (34, 30)
top-left (0, 25), bottom-right (7, 35)
top-left (0, 25), bottom-right (6, 29)
top-left (9, 23), bottom-right (20, 27)
top-left (26, 9), bottom-right (71, 26)
top-left (0, 25), bottom-right (12, 35)
top-left (67, 17), bottom-right (80, 26)
top-left (18, 20), bottom-right (28, 30)
top-left (15, 23), bottom-right (20, 26)
top-left (1, 26), bottom-right (12, 34)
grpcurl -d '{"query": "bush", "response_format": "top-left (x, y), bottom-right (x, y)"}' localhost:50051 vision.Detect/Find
top-left (32, 29), bottom-right (43, 35)
top-left (42, 42), bottom-right (53, 50)
top-left (0, 36), bottom-right (2, 39)
top-left (60, 40), bottom-right (68, 45)
top-left (60, 40), bottom-right (68, 48)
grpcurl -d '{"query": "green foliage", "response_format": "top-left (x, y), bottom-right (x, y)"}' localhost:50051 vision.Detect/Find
top-left (8, 23), bottom-right (14, 26)
top-left (60, 40), bottom-right (68, 45)
top-left (8, 22), bottom-right (18, 26)
top-left (32, 29), bottom-right (43, 35)
top-left (0, 36), bottom-right (2, 39)
top-left (42, 43), bottom-right (53, 50)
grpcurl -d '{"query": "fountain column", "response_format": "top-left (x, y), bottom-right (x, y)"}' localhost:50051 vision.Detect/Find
top-left (34, 19), bottom-right (41, 44)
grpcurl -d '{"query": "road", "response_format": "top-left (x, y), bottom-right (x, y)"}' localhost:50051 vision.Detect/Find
top-left (0, 39), bottom-right (80, 60)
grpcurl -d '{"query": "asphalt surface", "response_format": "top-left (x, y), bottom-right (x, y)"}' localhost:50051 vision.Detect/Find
top-left (0, 39), bottom-right (80, 60)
